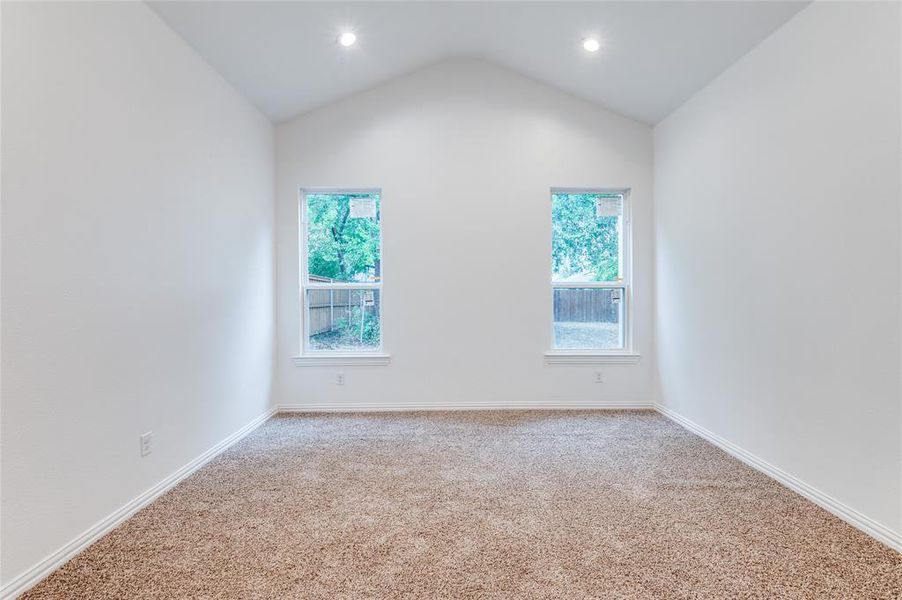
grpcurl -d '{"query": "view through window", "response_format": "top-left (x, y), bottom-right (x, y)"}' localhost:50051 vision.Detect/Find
top-left (302, 191), bottom-right (382, 352)
top-left (551, 190), bottom-right (629, 351)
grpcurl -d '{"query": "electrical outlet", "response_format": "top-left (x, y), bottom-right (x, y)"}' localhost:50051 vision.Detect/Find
top-left (594, 371), bottom-right (604, 384)
top-left (336, 372), bottom-right (345, 386)
top-left (140, 431), bottom-right (152, 457)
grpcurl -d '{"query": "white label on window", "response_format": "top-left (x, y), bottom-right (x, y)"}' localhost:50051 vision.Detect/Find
top-left (349, 198), bottom-right (376, 219)
top-left (596, 196), bottom-right (622, 218)
top-left (363, 291), bottom-right (375, 306)
top-left (611, 289), bottom-right (622, 304)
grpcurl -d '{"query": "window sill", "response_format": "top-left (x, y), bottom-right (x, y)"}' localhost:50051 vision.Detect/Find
top-left (544, 352), bottom-right (641, 365)
top-left (292, 354), bottom-right (391, 367)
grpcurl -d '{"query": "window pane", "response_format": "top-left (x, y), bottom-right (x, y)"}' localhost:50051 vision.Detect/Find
top-left (552, 192), bottom-right (622, 282)
top-left (306, 193), bottom-right (380, 283)
top-left (307, 288), bottom-right (381, 351)
top-left (553, 287), bottom-right (624, 350)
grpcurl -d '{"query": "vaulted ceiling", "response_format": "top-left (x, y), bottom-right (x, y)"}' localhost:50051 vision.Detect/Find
top-left (149, 1), bottom-right (807, 125)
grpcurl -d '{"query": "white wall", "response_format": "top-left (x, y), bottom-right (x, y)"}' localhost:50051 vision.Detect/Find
top-left (655, 1), bottom-right (901, 541)
top-left (1, 1), bottom-right (274, 586)
top-left (274, 59), bottom-right (653, 410)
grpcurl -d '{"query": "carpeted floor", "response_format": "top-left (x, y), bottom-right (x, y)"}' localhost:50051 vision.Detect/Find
top-left (23, 411), bottom-right (902, 599)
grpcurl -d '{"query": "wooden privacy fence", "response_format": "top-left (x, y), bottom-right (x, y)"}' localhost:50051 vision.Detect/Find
top-left (310, 286), bottom-right (619, 334)
top-left (308, 288), bottom-right (378, 336)
top-left (553, 288), bottom-right (620, 323)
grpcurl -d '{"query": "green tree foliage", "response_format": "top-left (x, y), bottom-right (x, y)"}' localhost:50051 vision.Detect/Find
top-left (307, 194), bottom-right (381, 282)
top-left (552, 193), bottom-right (620, 282)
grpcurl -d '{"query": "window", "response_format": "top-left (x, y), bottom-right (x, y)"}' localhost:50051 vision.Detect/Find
top-left (550, 189), bottom-right (632, 356)
top-left (300, 190), bottom-right (383, 356)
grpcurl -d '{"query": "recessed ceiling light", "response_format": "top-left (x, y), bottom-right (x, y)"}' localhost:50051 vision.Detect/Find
top-left (583, 37), bottom-right (601, 53)
top-left (339, 32), bottom-right (357, 47)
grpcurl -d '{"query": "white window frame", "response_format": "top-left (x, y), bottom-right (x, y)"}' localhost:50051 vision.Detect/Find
top-left (545, 187), bottom-right (640, 364)
top-left (294, 187), bottom-right (390, 366)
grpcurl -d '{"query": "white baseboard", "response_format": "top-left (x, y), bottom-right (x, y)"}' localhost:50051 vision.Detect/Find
top-left (1, 407), bottom-right (277, 600)
top-left (276, 400), bottom-right (654, 413)
top-left (654, 403), bottom-right (902, 553)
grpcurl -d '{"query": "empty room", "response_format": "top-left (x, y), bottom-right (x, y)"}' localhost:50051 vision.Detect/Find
top-left (1, 1), bottom-right (900, 598)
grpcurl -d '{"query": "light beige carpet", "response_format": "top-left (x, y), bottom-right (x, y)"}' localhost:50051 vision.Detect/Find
top-left (24, 411), bottom-right (901, 599)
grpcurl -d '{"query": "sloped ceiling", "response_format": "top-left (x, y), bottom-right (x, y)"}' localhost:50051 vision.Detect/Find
top-left (149, 1), bottom-right (807, 124)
